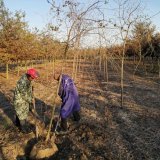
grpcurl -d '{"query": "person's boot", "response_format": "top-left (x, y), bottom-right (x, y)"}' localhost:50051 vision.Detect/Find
top-left (73, 111), bottom-right (81, 122)
top-left (56, 118), bottom-right (68, 135)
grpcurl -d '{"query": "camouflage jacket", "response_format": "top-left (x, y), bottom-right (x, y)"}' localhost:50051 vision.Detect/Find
top-left (14, 74), bottom-right (33, 105)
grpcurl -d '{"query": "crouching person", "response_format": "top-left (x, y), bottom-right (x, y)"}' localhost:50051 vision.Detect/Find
top-left (54, 71), bottom-right (81, 134)
top-left (13, 68), bottom-right (39, 133)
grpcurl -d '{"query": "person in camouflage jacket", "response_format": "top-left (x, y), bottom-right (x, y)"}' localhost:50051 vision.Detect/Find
top-left (13, 68), bottom-right (39, 133)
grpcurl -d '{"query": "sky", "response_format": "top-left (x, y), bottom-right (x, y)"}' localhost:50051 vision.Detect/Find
top-left (4, 0), bottom-right (52, 30)
top-left (145, 0), bottom-right (160, 31)
top-left (2, 0), bottom-right (160, 48)
top-left (3, 0), bottom-right (160, 31)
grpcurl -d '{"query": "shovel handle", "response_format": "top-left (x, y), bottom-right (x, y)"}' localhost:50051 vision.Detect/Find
top-left (54, 115), bottom-right (61, 132)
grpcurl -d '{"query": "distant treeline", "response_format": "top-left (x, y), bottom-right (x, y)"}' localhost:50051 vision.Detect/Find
top-left (0, 1), bottom-right (160, 63)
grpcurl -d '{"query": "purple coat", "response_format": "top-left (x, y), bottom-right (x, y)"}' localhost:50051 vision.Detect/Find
top-left (58, 74), bottom-right (80, 119)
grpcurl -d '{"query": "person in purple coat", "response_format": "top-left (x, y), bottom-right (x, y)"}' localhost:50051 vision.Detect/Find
top-left (54, 71), bottom-right (81, 133)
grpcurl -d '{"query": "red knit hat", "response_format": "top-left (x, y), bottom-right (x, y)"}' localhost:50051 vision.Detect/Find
top-left (27, 68), bottom-right (39, 79)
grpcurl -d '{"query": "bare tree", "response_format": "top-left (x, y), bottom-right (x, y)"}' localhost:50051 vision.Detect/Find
top-left (47, 0), bottom-right (106, 78)
top-left (112, 0), bottom-right (143, 107)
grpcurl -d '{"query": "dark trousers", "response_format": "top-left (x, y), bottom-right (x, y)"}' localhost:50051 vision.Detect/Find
top-left (15, 115), bottom-right (21, 127)
top-left (61, 111), bottom-right (80, 131)
top-left (15, 115), bottom-right (26, 128)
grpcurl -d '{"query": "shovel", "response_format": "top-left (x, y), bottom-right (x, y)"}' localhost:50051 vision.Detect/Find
top-left (54, 115), bottom-right (61, 133)
top-left (31, 98), bottom-right (39, 139)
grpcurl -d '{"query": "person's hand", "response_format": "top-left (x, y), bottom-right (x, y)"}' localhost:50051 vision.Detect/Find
top-left (29, 98), bottom-right (35, 112)
top-left (32, 98), bottom-right (35, 105)
top-left (29, 103), bottom-right (33, 112)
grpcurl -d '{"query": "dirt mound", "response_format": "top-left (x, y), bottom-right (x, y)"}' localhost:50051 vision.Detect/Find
top-left (1, 143), bottom-right (25, 160)
top-left (1, 132), bottom-right (35, 160)
top-left (30, 137), bottom-right (58, 159)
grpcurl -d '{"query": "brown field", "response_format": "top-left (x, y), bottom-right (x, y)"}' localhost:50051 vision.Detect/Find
top-left (0, 59), bottom-right (160, 160)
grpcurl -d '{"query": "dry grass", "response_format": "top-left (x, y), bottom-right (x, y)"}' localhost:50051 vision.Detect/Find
top-left (0, 59), bottom-right (159, 160)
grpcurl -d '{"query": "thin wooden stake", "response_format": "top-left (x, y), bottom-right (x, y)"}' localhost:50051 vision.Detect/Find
top-left (45, 74), bottom-right (62, 142)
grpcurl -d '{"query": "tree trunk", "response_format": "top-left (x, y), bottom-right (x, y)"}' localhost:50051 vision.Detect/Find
top-left (6, 63), bottom-right (9, 79)
top-left (103, 57), bottom-right (106, 80)
top-left (158, 58), bottom-right (160, 78)
top-left (72, 54), bottom-right (76, 80)
top-left (75, 54), bottom-right (78, 80)
top-left (78, 54), bottom-right (81, 72)
top-left (121, 55), bottom-right (124, 108)
top-left (133, 50), bottom-right (142, 79)
top-left (17, 60), bottom-right (20, 76)
top-left (99, 55), bottom-right (102, 73)
top-left (106, 56), bottom-right (108, 82)
top-left (45, 75), bottom-right (62, 142)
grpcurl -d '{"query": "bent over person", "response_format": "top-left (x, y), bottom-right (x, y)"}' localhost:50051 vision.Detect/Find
top-left (13, 68), bottom-right (39, 133)
top-left (54, 71), bottom-right (81, 134)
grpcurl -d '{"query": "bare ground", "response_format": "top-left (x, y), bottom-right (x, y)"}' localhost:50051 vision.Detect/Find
top-left (0, 60), bottom-right (160, 160)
